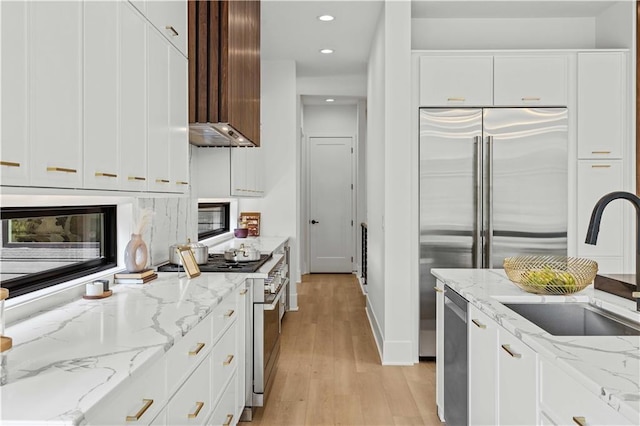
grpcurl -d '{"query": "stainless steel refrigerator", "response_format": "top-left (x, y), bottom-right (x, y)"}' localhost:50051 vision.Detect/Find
top-left (419, 108), bottom-right (568, 357)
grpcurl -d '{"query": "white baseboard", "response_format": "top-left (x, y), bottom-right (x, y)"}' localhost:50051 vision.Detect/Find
top-left (365, 298), bottom-right (383, 362)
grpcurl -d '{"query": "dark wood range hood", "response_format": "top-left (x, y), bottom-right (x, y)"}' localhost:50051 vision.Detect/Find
top-left (188, 0), bottom-right (260, 147)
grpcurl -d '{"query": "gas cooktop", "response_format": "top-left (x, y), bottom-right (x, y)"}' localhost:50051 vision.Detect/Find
top-left (158, 253), bottom-right (272, 273)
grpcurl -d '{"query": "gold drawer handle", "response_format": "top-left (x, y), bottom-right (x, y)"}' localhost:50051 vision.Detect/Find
top-left (240, 289), bottom-right (248, 295)
top-left (188, 342), bottom-right (205, 356)
top-left (573, 416), bottom-right (586, 426)
top-left (521, 97), bottom-right (541, 101)
top-left (447, 97), bottom-right (465, 102)
top-left (472, 319), bottom-right (486, 329)
top-left (156, 179), bottom-right (170, 183)
top-left (223, 414), bottom-right (234, 426)
top-left (433, 287), bottom-right (444, 293)
top-left (1, 161), bottom-right (20, 167)
top-left (128, 176), bottom-right (146, 181)
top-left (47, 166), bottom-right (77, 174)
top-left (591, 151), bottom-right (611, 154)
top-left (95, 172), bottom-right (117, 178)
top-left (591, 165), bottom-right (611, 168)
top-left (501, 344), bottom-right (521, 358)
top-left (126, 399), bottom-right (154, 422)
top-left (187, 401), bottom-right (204, 419)
top-left (223, 354), bottom-right (234, 365)
top-left (176, 181), bottom-right (189, 185)
top-left (165, 25), bottom-right (179, 36)
top-left (225, 309), bottom-right (235, 318)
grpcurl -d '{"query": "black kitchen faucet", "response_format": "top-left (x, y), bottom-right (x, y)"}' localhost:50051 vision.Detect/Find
top-left (585, 191), bottom-right (640, 312)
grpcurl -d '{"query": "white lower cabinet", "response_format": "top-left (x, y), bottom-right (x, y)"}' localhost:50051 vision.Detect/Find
top-left (498, 327), bottom-right (538, 425)
top-left (209, 371), bottom-right (238, 426)
top-left (540, 359), bottom-right (632, 425)
top-left (167, 357), bottom-right (211, 425)
top-left (468, 305), bottom-right (498, 426)
top-left (435, 280), bottom-right (445, 421)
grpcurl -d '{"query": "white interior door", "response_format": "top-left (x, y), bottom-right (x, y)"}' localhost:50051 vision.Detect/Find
top-left (309, 137), bottom-right (353, 273)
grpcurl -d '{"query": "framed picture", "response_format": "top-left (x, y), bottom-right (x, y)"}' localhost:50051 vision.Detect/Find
top-left (177, 247), bottom-right (201, 278)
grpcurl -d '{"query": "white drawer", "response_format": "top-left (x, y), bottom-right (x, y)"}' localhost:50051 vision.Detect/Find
top-left (87, 356), bottom-right (167, 425)
top-left (540, 359), bottom-right (632, 425)
top-left (209, 371), bottom-right (238, 426)
top-left (166, 315), bottom-right (212, 392)
top-left (212, 291), bottom-right (238, 342)
top-left (166, 354), bottom-right (211, 426)
top-left (211, 321), bottom-right (238, 405)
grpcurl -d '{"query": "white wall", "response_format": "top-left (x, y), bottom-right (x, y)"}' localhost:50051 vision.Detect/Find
top-left (412, 17), bottom-right (596, 50)
top-left (238, 60), bottom-right (300, 308)
top-left (297, 74), bottom-right (367, 97)
top-left (356, 99), bottom-right (367, 283)
top-left (366, 3), bottom-right (387, 359)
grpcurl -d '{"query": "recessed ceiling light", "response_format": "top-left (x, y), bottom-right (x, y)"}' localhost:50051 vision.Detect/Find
top-left (318, 15), bottom-right (334, 22)
top-left (320, 49), bottom-right (334, 54)
top-left (326, 98), bottom-right (335, 103)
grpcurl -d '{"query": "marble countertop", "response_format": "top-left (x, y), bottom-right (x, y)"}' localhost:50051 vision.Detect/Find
top-left (206, 236), bottom-right (289, 255)
top-left (431, 268), bottom-right (640, 423)
top-left (0, 272), bottom-right (247, 425)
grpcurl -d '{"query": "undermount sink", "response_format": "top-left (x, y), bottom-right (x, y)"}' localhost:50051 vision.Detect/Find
top-left (503, 303), bottom-right (640, 336)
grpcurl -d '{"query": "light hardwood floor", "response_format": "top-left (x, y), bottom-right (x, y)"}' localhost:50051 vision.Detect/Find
top-left (245, 274), bottom-right (442, 426)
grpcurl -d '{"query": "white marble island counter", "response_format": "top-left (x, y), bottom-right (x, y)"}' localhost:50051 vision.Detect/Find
top-left (0, 272), bottom-right (247, 425)
top-left (432, 268), bottom-right (640, 424)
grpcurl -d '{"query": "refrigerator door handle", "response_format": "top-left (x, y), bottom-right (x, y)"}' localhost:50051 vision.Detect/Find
top-left (474, 136), bottom-right (483, 268)
top-left (485, 136), bottom-right (494, 268)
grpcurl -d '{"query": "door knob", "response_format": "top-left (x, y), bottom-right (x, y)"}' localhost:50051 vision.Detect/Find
top-left (311, 220), bottom-right (319, 224)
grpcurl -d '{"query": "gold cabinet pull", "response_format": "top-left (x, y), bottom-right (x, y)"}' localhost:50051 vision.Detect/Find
top-left (433, 287), bottom-right (444, 293)
top-left (176, 181), bottom-right (189, 185)
top-left (0, 161), bottom-right (20, 167)
top-left (225, 309), bottom-right (235, 317)
top-left (591, 151), bottom-right (611, 154)
top-left (47, 166), bottom-right (77, 174)
top-left (165, 25), bottom-right (179, 36)
top-left (188, 342), bottom-right (205, 356)
top-left (223, 414), bottom-right (234, 426)
top-left (591, 165), bottom-right (611, 168)
top-left (95, 172), bottom-right (117, 178)
top-left (240, 289), bottom-right (248, 295)
top-left (126, 399), bottom-right (154, 421)
top-left (501, 344), bottom-right (521, 358)
top-left (187, 401), bottom-right (204, 419)
top-left (572, 416), bottom-right (586, 426)
top-left (472, 319), bottom-right (486, 329)
top-left (521, 96), bottom-right (541, 101)
top-left (447, 97), bottom-right (465, 102)
top-left (128, 176), bottom-right (146, 181)
top-left (156, 179), bottom-right (170, 183)
top-left (223, 354), bottom-right (234, 365)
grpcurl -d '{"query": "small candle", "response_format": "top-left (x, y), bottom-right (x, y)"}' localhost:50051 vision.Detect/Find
top-left (95, 279), bottom-right (109, 292)
top-left (85, 282), bottom-right (103, 296)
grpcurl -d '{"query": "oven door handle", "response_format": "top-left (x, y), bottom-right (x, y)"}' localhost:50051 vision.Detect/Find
top-left (263, 286), bottom-right (284, 311)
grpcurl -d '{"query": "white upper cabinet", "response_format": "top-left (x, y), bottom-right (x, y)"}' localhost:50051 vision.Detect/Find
top-left (169, 47), bottom-right (189, 193)
top-left (145, 0), bottom-right (187, 56)
top-left (577, 52), bottom-right (626, 159)
top-left (0, 1), bottom-right (30, 186)
top-left (120, 2), bottom-right (149, 192)
top-left (83, 1), bottom-right (120, 190)
top-left (147, 27), bottom-right (172, 192)
top-left (230, 147), bottom-right (247, 197)
top-left (419, 56), bottom-right (493, 106)
top-left (493, 56), bottom-right (568, 106)
top-left (29, 1), bottom-right (83, 188)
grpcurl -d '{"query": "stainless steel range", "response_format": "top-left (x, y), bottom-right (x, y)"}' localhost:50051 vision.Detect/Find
top-left (157, 253), bottom-right (271, 273)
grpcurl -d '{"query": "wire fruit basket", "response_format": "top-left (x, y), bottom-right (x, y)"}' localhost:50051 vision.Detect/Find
top-left (503, 255), bottom-right (598, 295)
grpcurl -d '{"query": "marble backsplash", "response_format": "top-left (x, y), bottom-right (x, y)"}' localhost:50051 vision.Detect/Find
top-left (135, 196), bottom-right (198, 267)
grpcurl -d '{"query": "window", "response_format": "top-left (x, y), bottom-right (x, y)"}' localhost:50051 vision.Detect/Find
top-left (197, 203), bottom-right (230, 240)
top-left (0, 205), bottom-right (117, 298)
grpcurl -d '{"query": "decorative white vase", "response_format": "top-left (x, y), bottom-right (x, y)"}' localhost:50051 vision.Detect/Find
top-left (124, 233), bottom-right (148, 272)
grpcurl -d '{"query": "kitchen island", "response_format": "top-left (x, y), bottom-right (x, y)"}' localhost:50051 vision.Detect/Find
top-left (0, 272), bottom-right (248, 425)
top-left (432, 268), bottom-right (639, 425)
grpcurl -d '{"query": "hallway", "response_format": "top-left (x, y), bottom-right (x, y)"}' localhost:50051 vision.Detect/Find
top-left (248, 274), bottom-right (441, 425)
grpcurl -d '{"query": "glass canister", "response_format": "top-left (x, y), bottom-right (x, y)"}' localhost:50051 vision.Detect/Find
top-left (1, 287), bottom-right (12, 385)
